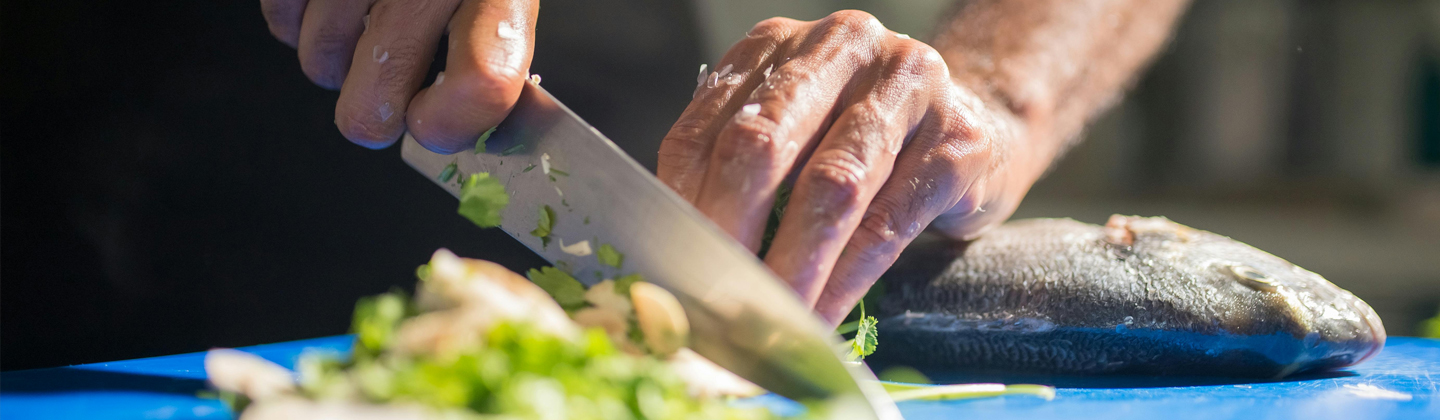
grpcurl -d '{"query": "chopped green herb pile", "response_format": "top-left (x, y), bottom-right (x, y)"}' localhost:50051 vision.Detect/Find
top-left (597, 244), bottom-right (624, 269)
top-left (473, 127), bottom-right (497, 154)
top-left (298, 300), bottom-right (781, 419)
top-left (457, 173), bottom-right (508, 228)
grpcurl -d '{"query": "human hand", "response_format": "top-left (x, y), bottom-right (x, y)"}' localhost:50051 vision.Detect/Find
top-left (261, 0), bottom-right (537, 152)
top-left (657, 10), bottom-right (1038, 324)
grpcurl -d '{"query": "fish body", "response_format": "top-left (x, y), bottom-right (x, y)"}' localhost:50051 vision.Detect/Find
top-left (873, 215), bottom-right (1385, 378)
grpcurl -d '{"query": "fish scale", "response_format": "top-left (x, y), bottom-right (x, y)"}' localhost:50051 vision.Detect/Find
top-left (872, 216), bottom-right (1385, 378)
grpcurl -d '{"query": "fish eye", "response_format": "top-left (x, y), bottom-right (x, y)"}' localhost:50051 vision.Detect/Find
top-left (1230, 265), bottom-right (1278, 292)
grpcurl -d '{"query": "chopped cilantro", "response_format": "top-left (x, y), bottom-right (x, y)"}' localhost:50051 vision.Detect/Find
top-left (438, 162), bottom-right (459, 183)
top-left (549, 168), bottom-right (569, 177)
top-left (529, 205), bottom-right (555, 247)
top-left (523, 164), bottom-right (536, 172)
top-left (501, 144), bottom-right (525, 156)
top-left (526, 266), bottom-right (587, 311)
top-left (583, 216), bottom-right (590, 225)
top-left (473, 127), bottom-right (497, 154)
top-left (457, 173), bottom-right (508, 228)
top-left (597, 244), bottom-right (624, 269)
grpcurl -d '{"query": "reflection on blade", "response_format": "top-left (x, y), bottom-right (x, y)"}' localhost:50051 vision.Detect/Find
top-left (400, 82), bottom-right (899, 419)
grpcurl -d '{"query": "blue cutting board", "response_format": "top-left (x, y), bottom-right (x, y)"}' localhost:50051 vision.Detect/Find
top-left (3, 336), bottom-right (1437, 419)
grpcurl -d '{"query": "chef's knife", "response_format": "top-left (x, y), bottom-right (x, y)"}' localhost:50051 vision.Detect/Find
top-left (400, 82), bottom-right (899, 419)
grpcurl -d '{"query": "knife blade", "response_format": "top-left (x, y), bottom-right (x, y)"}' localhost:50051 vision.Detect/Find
top-left (400, 82), bottom-right (899, 419)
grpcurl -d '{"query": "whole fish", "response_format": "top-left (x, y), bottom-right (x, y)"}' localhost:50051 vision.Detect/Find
top-left (873, 215), bottom-right (1385, 378)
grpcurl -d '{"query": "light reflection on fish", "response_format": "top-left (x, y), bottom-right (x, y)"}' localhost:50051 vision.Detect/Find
top-left (873, 215), bottom-right (1386, 378)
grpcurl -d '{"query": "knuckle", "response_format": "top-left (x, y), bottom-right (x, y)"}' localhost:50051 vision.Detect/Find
top-left (748, 17), bottom-right (798, 39)
top-left (849, 212), bottom-right (905, 263)
top-left (658, 119), bottom-right (713, 164)
top-left (374, 41), bottom-right (427, 91)
top-left (818, 10), bottom-right (883, 39)
top-left (803, 149), bottom-right (870, 208)
top-left (450, 67), bottom-right (524, 113)
top-left (713, 118), bottom-right (785, 163)
top-left (888, 40), bottom-right (947, 79)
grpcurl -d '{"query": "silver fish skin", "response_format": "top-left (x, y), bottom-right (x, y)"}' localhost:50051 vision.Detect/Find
top-left (874, 215), bottom-right (1386, 378)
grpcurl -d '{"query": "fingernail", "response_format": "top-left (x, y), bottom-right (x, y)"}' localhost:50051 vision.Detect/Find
top-left (434, 72), bottom-right (445, 86)
top-left (740, 103), bottom-right (761, 116)
top-left (696, 64), bottom-right (708, 86)
top-left (363, 15), bottom-right (370, 33)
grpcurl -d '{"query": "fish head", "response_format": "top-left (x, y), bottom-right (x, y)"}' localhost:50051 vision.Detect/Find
top-left (1105, 215), bottom-right (1386, 375)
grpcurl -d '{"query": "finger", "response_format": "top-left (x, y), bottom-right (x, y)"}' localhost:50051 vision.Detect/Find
top-left (260, 0), bottom-right (310, 48)
top-left (813, 84), bottom-right (1013, 323)
top-left (689, 11), bottom-right (891, 249)
top-left (656, 17), bottom-right (800, 201)
top-left (334, 0), bottom-right (461, 148)
top-left (764, 34), bottom-right (944, 308)
top-left (406, 0), bottom-right (538, 154)
top-left (296, 0), bottom-right (374, 89)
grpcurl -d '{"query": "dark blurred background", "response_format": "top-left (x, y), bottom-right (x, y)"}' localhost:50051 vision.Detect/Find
top-left (3, 0), bottom-right (1438, 371)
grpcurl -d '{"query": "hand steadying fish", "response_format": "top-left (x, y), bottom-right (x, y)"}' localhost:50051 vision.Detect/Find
top-left (873, 215), bottom-right (1385, 378)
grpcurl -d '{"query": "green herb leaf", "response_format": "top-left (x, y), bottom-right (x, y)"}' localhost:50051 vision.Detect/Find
top-left (457, 173), bottom-right (508, 228)
top-left (529, 205), bottom-right (555, 247)
top-left (526, 266), bottom-right (587, 311)
top-left (501, 144), bottom-right (525, 156)
top-left (850, 302), bottom-right (878, 360)
top-left (549, 168), bottom-right (569, 177)
top-left (522, 164), bottom-right (536, 172)
top-left (596, 244), bottom-right (624, 269)
top-left (473, 127), bottom-right (497, 154)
